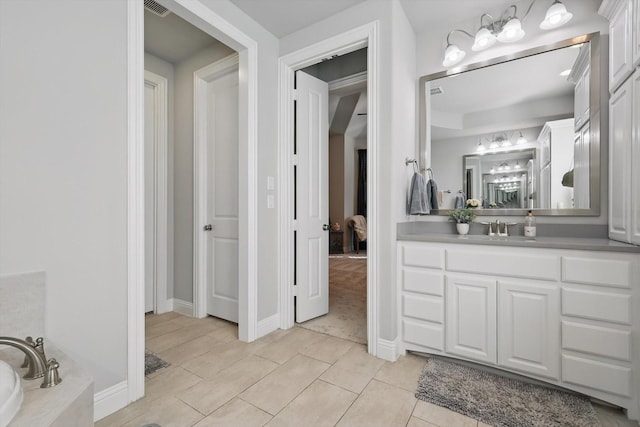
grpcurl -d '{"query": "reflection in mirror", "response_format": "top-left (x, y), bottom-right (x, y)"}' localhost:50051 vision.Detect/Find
top-left (420, 33), bottom-right (600, 216)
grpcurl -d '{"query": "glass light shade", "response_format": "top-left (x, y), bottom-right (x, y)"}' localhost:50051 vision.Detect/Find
top-left (476, 142), bottom-right (486, 152)
top-left (501, 139), bottom-right (512, 147)
top-left (497, 18), bottom-right (525, 43)
top-left (489, 141), bottom-right (499, 149)
top-left (472, 27), bottom-right (497, 51)
top-left (517, 134), bottom-right (527, 144)
top-left (443, 44), bottom-right (466, 67)
top-left (540, 1), bottom-right (573, 30)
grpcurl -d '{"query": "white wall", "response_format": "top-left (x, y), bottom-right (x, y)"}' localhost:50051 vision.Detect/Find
top-left (415, 0), bottom-right (610, 224)
top-left (280, 0), bottom-right (417, 341)
top-left (144, 52), bottom-right (175, 303)
top-left (0, 0), bottom-right (128, 391)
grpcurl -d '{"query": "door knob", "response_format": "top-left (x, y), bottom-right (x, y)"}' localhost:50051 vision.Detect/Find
top-left (204, 224), bottom-right (214, 231)
top-left (322, 224), bottom-right (330, 231)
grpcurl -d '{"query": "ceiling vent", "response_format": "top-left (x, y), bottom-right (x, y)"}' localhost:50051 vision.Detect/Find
top-left (430, 87), bottom-right (444, 95)
top-left (144, 0), bottom-right (171, 17)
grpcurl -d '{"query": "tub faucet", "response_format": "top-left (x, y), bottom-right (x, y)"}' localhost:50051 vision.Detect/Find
top-left (0, 336), bottom-right (62, 388)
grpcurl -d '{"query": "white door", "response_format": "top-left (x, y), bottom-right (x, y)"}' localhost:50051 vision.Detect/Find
top-left (498, 280), bottom-right (560, 379)
top-left (445, 275), bottom-right (497, 364)
top-left (144, 82), bottom-right (156, 313)
top-left (205, 64), bottom-right (239, 323)
top-left (295, 71), bottom-right (329, 323)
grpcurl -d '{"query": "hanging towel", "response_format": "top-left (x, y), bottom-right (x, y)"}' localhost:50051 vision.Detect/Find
top-left (455, 192), bottom-right (466, 209)
top-left (427, 178), bottom-right (439, 210)
top-left (348, 215), bottom-right (367, 241)
top-left (407, 172), bottom-right (429, 215)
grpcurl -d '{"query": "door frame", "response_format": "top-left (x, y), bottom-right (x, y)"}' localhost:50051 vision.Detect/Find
top-left (144, 70), bottom-right (171, 315)
top-left (127, 0), bottom-right (258, 405)
top-left (277, 22), bottom-right (380, 356)
top-left (193, 53), bottom-right (240, 319)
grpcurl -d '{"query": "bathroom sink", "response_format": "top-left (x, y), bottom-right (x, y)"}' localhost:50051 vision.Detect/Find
top-left (0, 360), bottom-right (23, 427)
top-left (459, 234), bottom-right (537, 243)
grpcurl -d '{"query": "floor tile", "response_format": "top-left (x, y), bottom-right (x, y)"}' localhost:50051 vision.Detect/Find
top-left (266, 380), bottom-right (358, 427)
top-left (193, 398), bottom-right (273, 427)
top-left (146, 321), bottom-right (222, 353)
top-left (144, 311), bottom-right (181, 327)
top-left (181, 339), bottom-right (263, 379)
top-left (374, 352), bottom-right (426, 392)
top-left (158, 334), bottom-right (222, 367)
top-left (320, 344), bottom-right (385, 393)
top-left (255, 327), bottom-right (326, 365)
top-left (119, 396), bottom-right (204, 427)
top-left (299, 335), bottom-right (355, 364)
top-left (407, 416), bottom-right (439, 427)
top-left (144, 366), bottom-right (203, 402)
top-left (240, 354), bottom-right (330, 415)
top-left (412, 400), bottom-right (478, 427)
top-left (336, 379), bottom-right (416, 427)
top-left (594, 403), bottom-right (639, 427)
top-left (178, 355), bottom-right (279, 415)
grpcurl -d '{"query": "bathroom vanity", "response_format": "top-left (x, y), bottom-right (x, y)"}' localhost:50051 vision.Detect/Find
top-left (396, 234), bottom-right (640, 420)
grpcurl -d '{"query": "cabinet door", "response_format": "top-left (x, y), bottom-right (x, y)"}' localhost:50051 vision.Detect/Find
top-left (609, 77), bottom-right (633, 242)
top-left (446, 275), bottom-right (496, 364)
top-left (498, 281), bottom-right (560, 379)
top-left (632, 71), bottom-right (640, 245)
top-left (609, 0), bottom-right (633, 92)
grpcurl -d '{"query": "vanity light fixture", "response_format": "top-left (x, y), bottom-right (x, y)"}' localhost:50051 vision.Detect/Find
top-left (517, 132), bottom-right (527, 145)
top-left (441, 0), bottom-right (573, 67)
top-left (476, 141), bottom-right (486, 152)
top-left (514, 161), bottom-right (521, 169)
top-left (490, 165), bottom-right (496, 174)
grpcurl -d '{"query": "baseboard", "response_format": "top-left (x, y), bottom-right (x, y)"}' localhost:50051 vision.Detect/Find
top-left (93, 380), bottom-right (128, 422)
top-left (377, 337), bottom-right (399, 362)
top-left (257, 313), bottom-right (280, 338)
top-left (171, 298), bottom-right (193, 316)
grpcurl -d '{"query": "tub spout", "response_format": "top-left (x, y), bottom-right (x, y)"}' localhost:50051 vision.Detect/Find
top-left (0, 336), bottom-right (62, 388)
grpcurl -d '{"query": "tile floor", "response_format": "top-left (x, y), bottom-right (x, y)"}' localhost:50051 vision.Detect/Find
top-left (97, 312), bottom-right (637, 427)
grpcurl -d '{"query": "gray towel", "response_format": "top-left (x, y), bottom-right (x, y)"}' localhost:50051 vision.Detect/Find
top-left (407, 172), bottom-right (429, 215)
top-left (455, 192), bottom-right (466, 209)
top-left (427, 179), bottom-right (439, 210)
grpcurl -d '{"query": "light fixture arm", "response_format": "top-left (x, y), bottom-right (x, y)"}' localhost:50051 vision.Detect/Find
top-left (445, 29), bottom-right (475, 45)
top-left (520, 0), bottom-right (539, 23)
top-left (479, 13), bottom-right (494, 29)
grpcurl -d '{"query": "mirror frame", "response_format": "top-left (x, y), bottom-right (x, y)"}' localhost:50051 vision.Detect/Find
top-left (419, 32), bottom-right (601, 216)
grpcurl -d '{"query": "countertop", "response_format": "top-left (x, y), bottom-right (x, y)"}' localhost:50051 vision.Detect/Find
top-left (397, 232), bottom-right (640, 253)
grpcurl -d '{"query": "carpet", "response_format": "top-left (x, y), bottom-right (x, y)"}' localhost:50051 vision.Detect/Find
top-left (416, 357), bottom-right (599, 427)
top-left (298, 255), bottom-right (367, 343)
top-left (145, 351), bottom-right (170, 376)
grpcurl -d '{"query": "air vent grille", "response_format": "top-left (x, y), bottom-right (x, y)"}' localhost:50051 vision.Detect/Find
top-left (144, 0), bottom-right (171, 17)
top-left (430, 87), bottom-right (444, 95)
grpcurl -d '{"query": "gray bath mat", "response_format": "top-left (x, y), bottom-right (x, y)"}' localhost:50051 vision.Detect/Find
top-left (145, 351), bottom-right (170, 376)
top-left (416, 357), bottom-right (599, 427)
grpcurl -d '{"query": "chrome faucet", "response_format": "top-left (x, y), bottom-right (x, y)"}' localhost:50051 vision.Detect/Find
top-left (481, 220), bottom-right (517, 237)
top-left (0, 336), bottom-right (62, 388)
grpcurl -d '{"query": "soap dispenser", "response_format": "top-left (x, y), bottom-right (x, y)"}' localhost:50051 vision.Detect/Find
top-left (524, 210), bottom-right (536, 237)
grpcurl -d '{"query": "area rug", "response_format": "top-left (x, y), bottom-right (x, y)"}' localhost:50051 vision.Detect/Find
top-left (416, 357), bottom-right (599, 427)
top-left (145, 350), bottom-right (170, 376)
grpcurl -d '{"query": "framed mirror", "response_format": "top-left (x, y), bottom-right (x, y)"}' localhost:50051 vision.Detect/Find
top-left (419, 32), bottom-right (601, 216)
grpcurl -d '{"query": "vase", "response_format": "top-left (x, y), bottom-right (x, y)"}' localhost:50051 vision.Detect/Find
top-left (456, 223), bottom-right (470, 235)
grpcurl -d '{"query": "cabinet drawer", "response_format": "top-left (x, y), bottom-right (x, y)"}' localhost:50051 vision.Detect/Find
top-left (403, 319), bottom-right (443, 351)
top-left (401, 245), bottom-right (444, 269)
top-left (446, 249), bottom-right (559, 281)
top-left (562, 321), bottom-right (631, 361)
top-left (403, 295), bottom-right (443, 323)
top-left (562, 288), bottom-right (631, 324)
top-left (562, 256), bottom-right (633, 288)
top-left (401, 269), bottom-right (444, 296)
top-left (562, 355), bottom-right (631, 397)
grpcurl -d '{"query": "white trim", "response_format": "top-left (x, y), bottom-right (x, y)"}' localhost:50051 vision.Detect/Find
top-left (193, 53), bottom-right (240, 319)
top-left (94, 380), bottom-right (128, 422)
top-left (127, 0), bottom-right (145, 404)
top-left (171, 298), bottom-right (194, 317)
top-left (328, 70), bottom-right (367, 92)
top-left (376, 338), bottom-right (399, 362)
top-left (144, 70), bottom-right (171, 315)
top-left (277, 22), bottom-right (380, 357)
top-left (256, 313), bottom-right (280, 338)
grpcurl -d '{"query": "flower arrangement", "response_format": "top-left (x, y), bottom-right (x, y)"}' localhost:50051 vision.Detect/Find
top-left (448, 208), bottom-right (477, 224)
top-left (466, 198), bottom-right (481, 208)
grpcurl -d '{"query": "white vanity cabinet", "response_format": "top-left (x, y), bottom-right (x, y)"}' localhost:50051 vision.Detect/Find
top-left (397, 240), bottom-right (640, 419)
top-left (601, 0), bottom-right (640, 245)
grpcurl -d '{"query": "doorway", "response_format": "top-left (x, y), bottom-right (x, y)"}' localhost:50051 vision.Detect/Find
top-left (277, 22), bottom-right (380, 356)
top-left (295, 52), bottom-right (368, 344)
